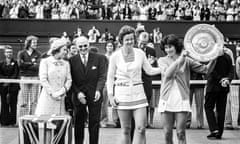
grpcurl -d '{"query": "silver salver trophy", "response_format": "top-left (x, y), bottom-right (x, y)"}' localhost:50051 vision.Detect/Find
top-left (184, 24), bottom-right (224, 62)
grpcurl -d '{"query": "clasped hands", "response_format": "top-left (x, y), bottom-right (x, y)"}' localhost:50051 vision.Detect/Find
top-left (51, 87), bottom-right (66, 100)
top-left (77, 90), bottom-right (101, 104)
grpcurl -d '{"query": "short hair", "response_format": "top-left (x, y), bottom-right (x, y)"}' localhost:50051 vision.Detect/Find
top-left (160, 34), bottom-right (183, 54)
top-left (104, 40), bottom-right (116, 51)
top-left (118, 25), bottom-right (136, 45)
top-left (24, 35), bottom-right (38, 50)
top-left (73, 35), bottom-right (89, 45)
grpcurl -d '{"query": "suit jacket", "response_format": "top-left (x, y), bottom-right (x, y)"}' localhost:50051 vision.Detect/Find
top-left (206, 53), bottom-right (234, 93)
top-left (0, 59), bottom-right (20, 91)
top-left (69, 52), bottom-right (107, 106)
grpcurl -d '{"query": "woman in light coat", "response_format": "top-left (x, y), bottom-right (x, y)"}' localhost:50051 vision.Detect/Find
top-left (35, 39), bottom-right (72, 115)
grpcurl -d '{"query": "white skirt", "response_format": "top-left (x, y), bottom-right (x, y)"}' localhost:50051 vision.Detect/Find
top-left (114, 84), bottom-right (148, 109)
top-left (158, 80), bottom-right (191, 112)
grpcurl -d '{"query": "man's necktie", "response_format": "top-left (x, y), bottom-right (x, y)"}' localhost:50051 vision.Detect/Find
top-left (82, 54), bottom-right (87, 66)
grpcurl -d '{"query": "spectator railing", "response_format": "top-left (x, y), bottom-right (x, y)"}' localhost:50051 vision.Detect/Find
top-left (2, 79), bottom-right (240, 85)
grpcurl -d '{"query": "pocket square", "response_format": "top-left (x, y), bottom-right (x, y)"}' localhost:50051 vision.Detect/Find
top-left (92, 66), bottom-right (97, 70)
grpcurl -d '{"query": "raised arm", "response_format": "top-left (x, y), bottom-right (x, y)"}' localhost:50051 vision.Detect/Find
top-left (142, 51), bottom-right (162, 75)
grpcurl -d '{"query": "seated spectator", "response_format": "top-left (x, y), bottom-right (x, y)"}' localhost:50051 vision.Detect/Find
top-left (1, 0), bottom-right (10, 18)
top-left (9, 3), bottom-right (18, 19)
top-left (35, 1), bottom-right (44, 19)
top-left (18, 1), bottom-right (29, 19)
top-left (100, 3), bottom-right (113, 20)
top-left (28, 2), bottom-right (36, 19)
top-left (43, 0), bottom-right (52, 19)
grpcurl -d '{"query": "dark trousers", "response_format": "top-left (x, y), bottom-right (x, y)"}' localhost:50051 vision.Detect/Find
top-left (0, 88), bottom-right (18, 125)
top-left (205, 91), bottom-right (228, 136)
top-left (74, 100), bottom-right (102, 144)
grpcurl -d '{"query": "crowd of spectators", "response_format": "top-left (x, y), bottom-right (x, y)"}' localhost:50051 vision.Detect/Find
top-left (0, 0), bottom-right (240, 21)
top-left (59, 22), bottom-right (164, 45)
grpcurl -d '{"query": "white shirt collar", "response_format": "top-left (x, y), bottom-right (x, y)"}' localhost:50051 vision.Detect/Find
top-left (80, 53), bottom-right (89, 61)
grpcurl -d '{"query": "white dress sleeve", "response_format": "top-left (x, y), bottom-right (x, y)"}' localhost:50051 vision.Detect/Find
top-left (142, 50), bottom-right (162, 75)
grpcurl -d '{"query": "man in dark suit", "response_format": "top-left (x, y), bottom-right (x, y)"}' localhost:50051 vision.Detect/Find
top-left (205, 48), bottom-right (234, 139)
top-left (0, 45), bottom-right (20, 126)
top-left (69, 36), bottom-right (107, 144)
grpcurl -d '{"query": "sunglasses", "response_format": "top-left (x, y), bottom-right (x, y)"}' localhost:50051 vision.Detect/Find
top-left (78, 44), bottom-right (88, 48)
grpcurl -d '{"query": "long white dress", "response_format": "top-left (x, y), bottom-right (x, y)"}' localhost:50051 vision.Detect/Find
top-left (35, 56), bottom-right (72, 115)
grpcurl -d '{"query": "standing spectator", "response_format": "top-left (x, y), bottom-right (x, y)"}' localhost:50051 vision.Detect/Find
top-left (100, 40), bottom-right (116, 128)
top-left (17, 35), bottom-right (41, 117)
top-left (88, 26), bottom-right (101, 43)
top-left (205, 47), bottom-right (234, 140)
top-left (35, 39), bottom-right (72, 115)
top-left (69, 36), bottom-right (107, 144)
top-left (107, 25), bottom-right (162, 144)
top-left (0, 46), bottom-right (20, 127)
